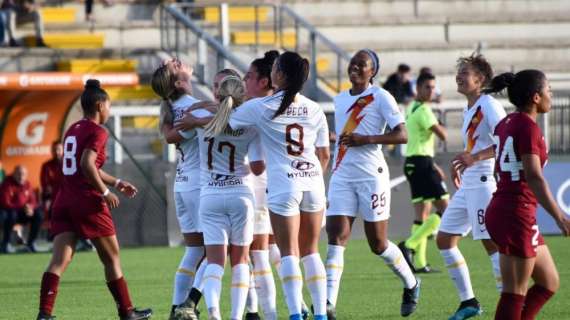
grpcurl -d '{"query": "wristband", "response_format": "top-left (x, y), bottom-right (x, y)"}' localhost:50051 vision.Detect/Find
top-left (103, 188), bottom-right (110, 196)
top-left (114, 179), bottom-right (121, 188)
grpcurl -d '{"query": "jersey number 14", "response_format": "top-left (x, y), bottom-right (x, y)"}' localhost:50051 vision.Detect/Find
top-left (495, 135), bottom-right (523, 181)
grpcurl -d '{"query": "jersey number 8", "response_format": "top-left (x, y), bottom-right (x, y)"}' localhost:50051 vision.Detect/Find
top-left (62, 136), bottom-right (77, 176)
top-left (286, 124), bottom-right (304, 156)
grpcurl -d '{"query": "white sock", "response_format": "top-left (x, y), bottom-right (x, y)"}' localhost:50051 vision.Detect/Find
top-left (246, 267), bottom-right (258, 313)
top-left (302, 253), bottom-right (327, 316)
top-left (379, 241), bottom-right (417, 289)
top-left (325, 244), bottom-right (345, 306)
top-left (203, 263), bottom-right (224, 319)
top-left (269, 243), bottom-right (281, 269)
top-left (490, 252), bottom-right (502, 292)
top-left (441, 247), bottom-right (475, 301)
top-left (279, 255), bottom-right (303, 316)
top-left (251, 250), bottom-right (277, 319)
top-left (193, 258), bottom-right (208, 292)
top-left (173, 246), bottom-right (204, 305)
top-left (231, 264), bottom-right (250, 320)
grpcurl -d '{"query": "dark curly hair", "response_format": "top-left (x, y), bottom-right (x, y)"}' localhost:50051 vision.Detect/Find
top-left (457, 53), bottom-right (493, 88)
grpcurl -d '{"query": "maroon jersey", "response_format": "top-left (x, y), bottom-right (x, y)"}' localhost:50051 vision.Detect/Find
top-left (59, 119), bottom-right (108, 198)
top-left (0, 175), bottom-right (37, 210)
top-left (493, 112), bottom-right (548, 205)
top-left (40, 158), bottom-right (63, 201)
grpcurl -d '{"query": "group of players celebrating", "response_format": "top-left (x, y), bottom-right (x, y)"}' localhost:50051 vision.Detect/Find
top-left (34, 47), bottom-right (569, 320)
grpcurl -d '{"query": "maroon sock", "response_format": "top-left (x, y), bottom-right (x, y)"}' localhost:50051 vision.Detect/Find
top-left (495, 292), bottom-right (525, 320)
top-left (39, 272), bottom-right (60, 315)
top-left (107, 277), bottom-right (134, 317)
top-left (522, 285), bottom-right (555, 320)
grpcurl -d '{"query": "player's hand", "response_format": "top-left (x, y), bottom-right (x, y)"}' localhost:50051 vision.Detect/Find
top-left (186, 101), bottom-right (218, 114)
top-left (24, 204), bottom-right (33, 216)
top-left (116, 180), bottom-right (138, 198)
top-left (104, 192), bottom-right (120, 209)
top-left (453, 151), bottom-right (475, 173)
top-left (450, 164), bottom-right (461, 189)
top-left (340, 133), bottom-right (369, 147)
top-left (556, 216), bottom-right (570, 236)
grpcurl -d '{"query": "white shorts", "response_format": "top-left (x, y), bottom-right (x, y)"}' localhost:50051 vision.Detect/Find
top-left (253, 185), bottom-right (272, 235)
top-left (199, 191), bottom-right (254, 246)
top-left (174, 190), bottom-right (201, 233)
top-left (267, 190), bottom-right (326, 217)
top-left (327, 175), bottom-right (391, 222)
top-left (439, 184), bottom-right (496, 240)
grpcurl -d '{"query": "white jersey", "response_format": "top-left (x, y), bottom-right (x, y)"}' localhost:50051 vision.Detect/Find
top-left (191, 109), bottom-right (264, 196)
top-left (172, 95), bottom-right (201, 192)
top-left (460, 94), bottom-right (506, 188)
top-left (331, 85), bottom-right (404, 181)
top-left (229, 91), bottom-right (330, 197)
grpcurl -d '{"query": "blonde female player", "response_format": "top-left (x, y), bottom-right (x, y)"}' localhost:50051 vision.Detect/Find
top-left (179, 75), bottom-right (266, 320)
top-left (325, 49), bottom-right (419, 319)
top-left (151, 58), bottom-right (206, 320)
top-left (436, 53), bottom-right (506, 320)
top-left (213, 51), bottom-right (330, 320)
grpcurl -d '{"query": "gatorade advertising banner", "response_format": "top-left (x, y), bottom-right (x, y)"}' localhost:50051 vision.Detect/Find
top-left (0, 91), bottom-right (80, 188)
top-left (538, 162), bottom-right (570, 234)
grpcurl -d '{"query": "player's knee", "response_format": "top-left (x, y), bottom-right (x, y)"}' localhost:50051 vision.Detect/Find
top-left (326, 225), bottom-right (350, 245)
top-left (436, 233), bottom-right (451, 249)
top-left (368, 238), bottom-right (388, 255)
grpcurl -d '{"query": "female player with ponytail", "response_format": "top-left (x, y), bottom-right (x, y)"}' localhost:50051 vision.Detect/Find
top-left (325, 49), bottom-right (419, 318)
top-left (484, 70), bottom-right (570, 320)
top-left (36, 80), bottom-right (151, 320)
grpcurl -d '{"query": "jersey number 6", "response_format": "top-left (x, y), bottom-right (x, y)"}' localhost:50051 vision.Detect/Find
top-left (286, 123), bottom-right (304, 156)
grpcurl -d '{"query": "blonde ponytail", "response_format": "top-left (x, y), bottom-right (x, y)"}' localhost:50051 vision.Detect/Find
top-left (204, 76), bottom-right (245, 137)
top-left (158, 99), bottom-right (174, 131)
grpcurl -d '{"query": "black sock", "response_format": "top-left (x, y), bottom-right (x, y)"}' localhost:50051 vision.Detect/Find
top-left (435, 211), bottom-right (443, 217)
top-left (188, 287), bottom-right (202, 305)
top-left (413, 220), bottom-right (423, 226)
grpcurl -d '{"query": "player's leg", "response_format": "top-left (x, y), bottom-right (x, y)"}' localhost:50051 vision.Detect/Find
top-left (91, 235), bottom-right (152, 320)
top-left (364, 219), bottom-right (419, 317)
top-left (521, 245), bottom-right (559, 320)
top-left (299, 199), bottom-right (327, 320)
top-left (171, 191), bottom-right (204, 316)
top-left (227, 193), bottom-right (255, 320)
top-left (494, 254), bottom-right (535, 320)
top-left (202, 244), bottom-right (227, 320)
top-left (400, 201), bottom-right (431, 270)
top-left (249, 233), bottom-right (277, 320)
top-left (38, 232), bottom-right (78, 319)
top-left (269, 192), bottom-right (303, 320)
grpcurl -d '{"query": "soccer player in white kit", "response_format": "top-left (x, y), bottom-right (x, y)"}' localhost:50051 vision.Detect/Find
top-left (183, 76), bottom-right (265, 320)
top-left (436, 53), bottom-right (506, 320)
top-left (151, 58), bottom-right (206, 320)
top-left (325, 49), bottom-right (420, 318)
top-left (225, 52), bottom-right (330, 320)
top-left (242, 50), bottom-right (280, 320)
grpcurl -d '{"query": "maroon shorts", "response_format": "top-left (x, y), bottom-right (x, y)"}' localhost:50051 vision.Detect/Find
top-left (486, 197), bottom-right (545, 258)
top-left (50, 192), bottom-right (116, 240)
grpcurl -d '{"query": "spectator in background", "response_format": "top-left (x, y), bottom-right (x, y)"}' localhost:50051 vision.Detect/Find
top-left (0, 159), bottom-right (5, 183)
top-left (40, 141), bottom-right (63, 231)
top-left (383, 63), bottom-right (415, 105)
top-left (411, 67), bottom-right (443, 103)
top-left (0, 165), bottom-right (42, 253)
top-left (85, 0), bottom-right (114, 22)
top-left (1, 0), bottom-right (45, 47)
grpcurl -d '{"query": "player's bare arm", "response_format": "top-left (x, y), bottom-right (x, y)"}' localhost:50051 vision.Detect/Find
top-left (186, 101), bottom-right (218, 114)
top-left (99, 169), bottom-right (138, 198)
top-left (340, 123), bottom-right (407, 147)
top-left (430, 123), bottom-right (447, 141)
top-left (522, 154), bottom-right (570, 236)
top-left (249, 160), bottom-right (266, 176)
top-left (81, 149), bottom-right (119, 209)
top-left (162, 121), bottom-right (185, 144)
top-left (315, 146), bottom-right (330, 174)
top-left (174, 113), bottom-right (213, 131)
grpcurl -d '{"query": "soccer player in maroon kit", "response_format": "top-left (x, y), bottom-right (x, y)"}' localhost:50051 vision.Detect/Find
top-left (40, 141), bottom-right (63, 229)
top-left (36, 80), bottom-right (152, 320)
top-left (484, 70), bottom-right (570, 320)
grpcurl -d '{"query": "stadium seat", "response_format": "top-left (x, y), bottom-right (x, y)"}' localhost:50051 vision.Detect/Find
top-left (123, 116), bottom-right (159, 129)
top-left (105, 86), bottom-right (157, 101)
top-left (23, 33), bottom-right (105, 49)
top-left (40, 7), bottom-right (77, 24)
top-left (231, 31), bottom-right (296, 47)
top-left (203, 6), bottom-right (269, 23)
top-left (57, 59), bottom-right (138, 73)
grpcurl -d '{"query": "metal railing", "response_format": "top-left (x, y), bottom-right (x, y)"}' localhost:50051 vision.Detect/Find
top-left (160, 4), bottom-right (249, 86)
top-left (278, 5), bottom-right (352, 97)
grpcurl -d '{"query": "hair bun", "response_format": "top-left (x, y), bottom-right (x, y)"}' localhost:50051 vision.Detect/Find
top-left (85, 79), bottom-right (101, 89)
top-left (499, 72), bottom-right (516, 87)
top-left (264, 50), bottom-right (280, 61)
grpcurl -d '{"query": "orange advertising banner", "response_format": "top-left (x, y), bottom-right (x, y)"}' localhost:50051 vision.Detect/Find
top-left (1, 90), bottom-right (81, 189)
top-left (0, 72), bottom-right (139, 90)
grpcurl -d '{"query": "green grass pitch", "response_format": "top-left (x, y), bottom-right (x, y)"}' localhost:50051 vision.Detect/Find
top-left (1, 237), bottom-right (568, 319)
